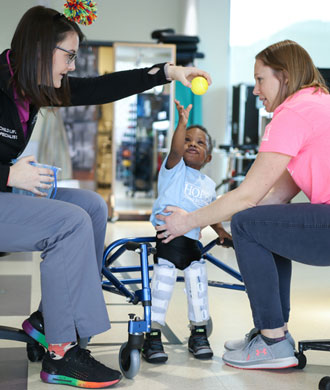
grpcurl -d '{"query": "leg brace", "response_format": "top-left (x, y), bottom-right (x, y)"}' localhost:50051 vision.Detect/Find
top-left (184, 260), bottom-right (210, 325)
top-left (151, 258), bottom-right (177, 327)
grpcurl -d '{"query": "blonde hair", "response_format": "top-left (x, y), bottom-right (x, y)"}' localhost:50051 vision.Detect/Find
top-left (256, 40), bottom-right (328, 108)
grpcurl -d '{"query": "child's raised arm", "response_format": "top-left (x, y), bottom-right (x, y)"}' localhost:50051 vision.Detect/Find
top-left (166, 100), bottom-right (192, 169)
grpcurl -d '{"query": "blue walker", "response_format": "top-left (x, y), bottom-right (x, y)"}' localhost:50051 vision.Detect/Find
top-left (101, 236), bottom-right (244, 379)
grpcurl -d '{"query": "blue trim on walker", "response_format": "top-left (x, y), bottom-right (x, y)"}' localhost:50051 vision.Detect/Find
top-left (51, 166), bottom-right (58, 198)
top-left (102, 238), bottom-right (156, 334)
top-left (102, 237), bottom-right (245, 297)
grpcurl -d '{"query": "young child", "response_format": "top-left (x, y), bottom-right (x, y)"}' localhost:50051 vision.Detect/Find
top-left (143, 100), bottom-right (231, 363)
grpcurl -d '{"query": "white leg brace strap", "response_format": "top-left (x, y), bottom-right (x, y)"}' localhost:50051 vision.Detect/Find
top-left (151, 258), bottom-right (177, 327)
top-left (184, 260), bottom-right (210, 324)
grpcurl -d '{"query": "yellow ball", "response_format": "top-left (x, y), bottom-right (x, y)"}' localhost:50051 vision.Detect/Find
top-left (191, 76), bottom-right (208, 95)
top-left (122, 159), bottom-right (131, 167)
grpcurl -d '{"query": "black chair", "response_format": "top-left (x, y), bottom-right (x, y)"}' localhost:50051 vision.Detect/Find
top-left (0, 325), bottom-right (45, 361)
top-left (296, 340), bottom-right (330, 390)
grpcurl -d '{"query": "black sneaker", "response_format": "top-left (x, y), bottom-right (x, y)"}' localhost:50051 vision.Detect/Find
top-left (142, 329), bottom-right (168, 363)
top-left (40, 345), bottom-right (122, 388)
top-left (188, 325), bottom-right (213, 360)
top-left (22, 310), bottom-right (48, 348)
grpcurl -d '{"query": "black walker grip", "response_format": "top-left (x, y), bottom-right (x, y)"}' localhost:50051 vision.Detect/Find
top-left (124, 241), bottom-right (156, 255)
top-left (216, 237), bottom-right (234, 248)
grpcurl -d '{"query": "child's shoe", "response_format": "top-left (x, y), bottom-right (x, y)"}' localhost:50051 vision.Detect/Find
top-left (40, 344), bottom-right (122, 388)
top-left (188, 325), bottom-right (213, 359)
top-left (142, 329), bottom-right (168, 363)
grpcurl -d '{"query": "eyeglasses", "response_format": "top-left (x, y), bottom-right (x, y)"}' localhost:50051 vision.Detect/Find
top-left (55, 46), bottom-right (77, 65)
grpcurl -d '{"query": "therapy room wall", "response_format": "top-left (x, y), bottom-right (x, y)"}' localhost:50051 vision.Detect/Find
top-left (0, 0), bottom-right (231, 185)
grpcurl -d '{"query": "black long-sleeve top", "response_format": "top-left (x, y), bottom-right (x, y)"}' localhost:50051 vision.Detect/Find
top-left (0, 49), bottom-right (170, 191)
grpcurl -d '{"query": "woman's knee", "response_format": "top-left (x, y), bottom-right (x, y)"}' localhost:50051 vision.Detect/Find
top-left (37, 204), bottom-right (93, 254)
top-left (231, 207), bottom-right (259, 241)
top-left (58, 188), bottom-right (108, 221)
top-left (231, 209), bottom-right (249, 233)
top-left (85, 190), bottom-right (108, 222)
top-left (62, 203), bottom-right (93, 235)
top-left (96, 193), bottom-right (108, 218)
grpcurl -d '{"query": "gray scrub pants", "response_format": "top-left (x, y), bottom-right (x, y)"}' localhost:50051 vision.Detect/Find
top-left (0, 188), bottom-right (110, 344)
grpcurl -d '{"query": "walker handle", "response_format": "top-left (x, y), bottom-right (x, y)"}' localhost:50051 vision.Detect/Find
top-left (125, 241), bottom-right (156, 255)
top-left (216, 237), bottom-right (234, 248)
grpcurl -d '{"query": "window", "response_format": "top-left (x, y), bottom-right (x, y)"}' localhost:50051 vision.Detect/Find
top-left (230, 0), bottom-right (330, 85)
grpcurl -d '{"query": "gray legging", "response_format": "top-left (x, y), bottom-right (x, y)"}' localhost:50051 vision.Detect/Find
top-left (0, 188), bottom-right (110, 344)
top-left (231, 203), bottom-right (330, 330)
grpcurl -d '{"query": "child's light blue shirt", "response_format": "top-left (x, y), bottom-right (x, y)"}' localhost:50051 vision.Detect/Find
top-left (150, 156), bottom-right (216, 240)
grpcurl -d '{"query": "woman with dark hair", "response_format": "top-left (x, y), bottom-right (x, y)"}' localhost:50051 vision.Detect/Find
top-left (0, 5), bottom-right (211, 388)
top-left (156, 39), bottom-right (330, 370)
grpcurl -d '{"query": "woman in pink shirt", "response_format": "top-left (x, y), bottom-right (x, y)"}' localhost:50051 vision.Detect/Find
top-left (157, 40), bottom-right (330, 370)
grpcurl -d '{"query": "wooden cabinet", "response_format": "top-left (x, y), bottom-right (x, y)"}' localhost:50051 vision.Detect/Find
top-left (96, 46), bottom-right (115, 217)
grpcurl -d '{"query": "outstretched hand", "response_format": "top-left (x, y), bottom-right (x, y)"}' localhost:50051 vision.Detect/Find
top-left (167, 65), bottom-right (212, 89)
top-left (175, 99), bottom-right (192, 127)
top-left (155, 206), bottom-right (192, 243)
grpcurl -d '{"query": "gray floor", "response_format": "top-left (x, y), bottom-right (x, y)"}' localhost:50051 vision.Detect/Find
top-left (1, 221), bottom-right (330, 390)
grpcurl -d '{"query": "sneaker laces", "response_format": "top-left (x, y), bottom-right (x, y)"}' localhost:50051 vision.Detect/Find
top-left (149, 339), bottom-right (164, 352)
top-left (243, 334), bottom-right (262, 352)
top-left (244, 328), bottom-right (259, 341)
top-left (75, 348), bottom-right (105, 368)
top-left (192, 332), bottom-right (210, 348)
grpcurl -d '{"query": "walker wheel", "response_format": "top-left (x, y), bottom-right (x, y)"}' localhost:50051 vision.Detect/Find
top-left (26, 343), bottom-right (45, 362)
top-left (294, 351), bottom-right (307, 369)
top-left (319, 376), bottom-right (330, 390)
top-left (119, 342), bottom-right (140, 379)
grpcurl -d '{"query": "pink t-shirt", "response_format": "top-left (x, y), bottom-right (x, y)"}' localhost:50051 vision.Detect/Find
top-left (259, 87), bottom-right (330, 204)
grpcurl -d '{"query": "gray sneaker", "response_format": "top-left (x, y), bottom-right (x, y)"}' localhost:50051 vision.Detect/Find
top-left (224, 328), bottom-right (259, 351)
top-left (224, 329), bottom-right (295, 351)
top-left (222, 334), bottom-right (298, 369)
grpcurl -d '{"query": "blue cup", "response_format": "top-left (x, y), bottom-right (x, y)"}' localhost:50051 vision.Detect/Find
top-left (11, 161), bottom-right (61, 199)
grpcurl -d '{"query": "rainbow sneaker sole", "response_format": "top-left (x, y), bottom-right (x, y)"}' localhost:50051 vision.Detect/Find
top-left (22, 317), bottom-right (48, 349)
top-left (40, 371), bottom-right (120, 388)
